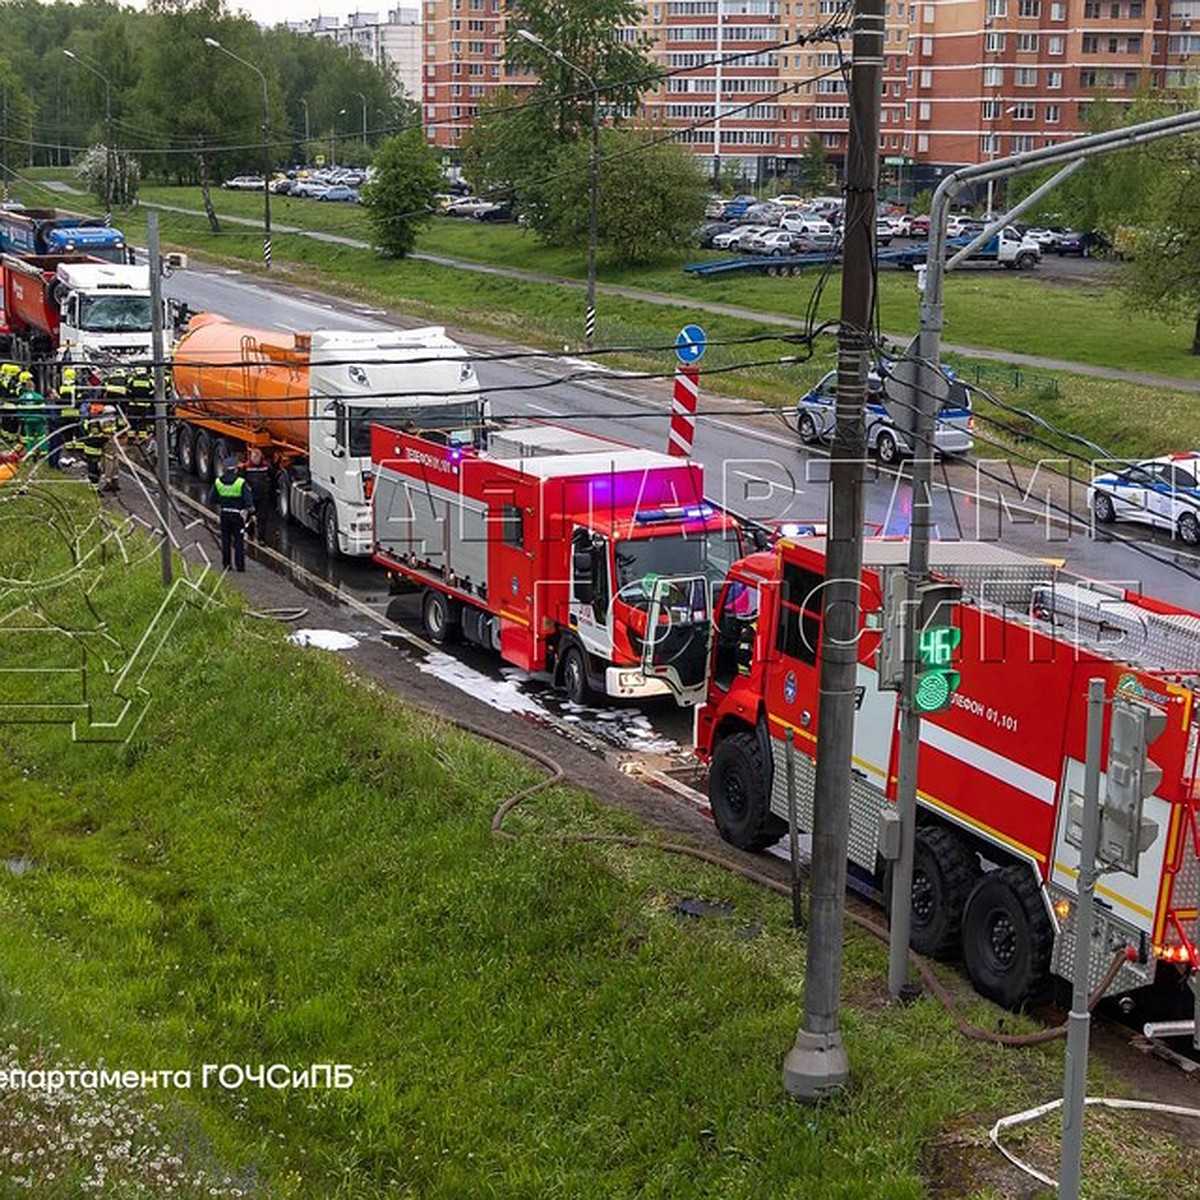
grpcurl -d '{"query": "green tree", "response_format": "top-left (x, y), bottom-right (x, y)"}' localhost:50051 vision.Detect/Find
top-left (460, 90), bottom-right (555, 204)
top-left (360, 129), bottom-right (441, 257)
top-left (797, 135), bottom-right (830, 194)
top-left (505, 0), bottom-right (659, 143)
top-left (525, 128), bottom-right (706, 266)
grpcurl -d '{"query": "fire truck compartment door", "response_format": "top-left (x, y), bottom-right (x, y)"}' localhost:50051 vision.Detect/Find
top-left (640, 573), bottom-right (712, 705)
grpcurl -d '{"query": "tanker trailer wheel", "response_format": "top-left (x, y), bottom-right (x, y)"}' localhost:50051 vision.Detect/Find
top-left (559, 644), bottom-right (591, 706)
top-left (421, 589), bottom-right (460, 645)
top-left (177, 425), bottom-right (197, 475)
top-left (885, 826), bottom-right (981, 960)
top-left (709, 731), bottom-right (786, 851)
top-left (322, 504), bottom-right (341, 558)
top-left (275, 469), bottom-right (292, 522)
top-left (212, 438), bottom-right (232, 471)
top-left (195, 430), bottom-right (215, 483)
top-left (962, 865), bottom-right (1053, 1011)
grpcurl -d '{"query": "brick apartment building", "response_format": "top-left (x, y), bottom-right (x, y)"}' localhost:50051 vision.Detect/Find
top-left (417, 0), bottom-right (1192, 196)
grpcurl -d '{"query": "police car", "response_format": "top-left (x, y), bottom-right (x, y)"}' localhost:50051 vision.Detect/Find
top-left (1089, 452), bottom-right (1200, 545)
top-left (794, 362), bottom-right (974, 464)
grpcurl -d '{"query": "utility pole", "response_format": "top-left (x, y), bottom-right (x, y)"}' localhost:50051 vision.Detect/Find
top-left (147, 212), bottom-right (172, 587)
top-left (782, 0), bottom-right (884, 1101)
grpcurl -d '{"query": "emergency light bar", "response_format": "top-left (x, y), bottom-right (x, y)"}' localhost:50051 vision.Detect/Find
top-left (634, 504), bottom-right (715, 524)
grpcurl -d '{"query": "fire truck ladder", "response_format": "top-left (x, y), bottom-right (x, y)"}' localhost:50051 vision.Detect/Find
top-left (1032, 579), bottom-right (1200, 673)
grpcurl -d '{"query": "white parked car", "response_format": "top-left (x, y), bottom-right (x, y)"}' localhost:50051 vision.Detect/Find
top-left (746, 229), bottom-right (798, 256)
top-left (796, 364), bottom-right (974, 464)
top-left (712, 224), bottom-right (772, 251)
top-left (1089, 453), bottom-right (1200, 545)
top-left (223, 175), bottom-right (265, 191)
top-left (780, 214), bottom-right (835, 238)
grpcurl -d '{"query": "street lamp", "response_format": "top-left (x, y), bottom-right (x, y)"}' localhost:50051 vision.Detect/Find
top-left (299, 97), bottom-right (310, 166)
top-left (356, 90), bottom-right (367, 147)
top-left (333, 108), bottom-right (346, 166)
top-left (204, 36), bottom-right (272, 270)
top-left (517, 28), bottom-right (600, 348)
top-left (62, 49), bottom-right (113, 223)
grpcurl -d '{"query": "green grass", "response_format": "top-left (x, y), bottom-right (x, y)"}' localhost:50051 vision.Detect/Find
top-left (13, 171), bottom-right (1200, 459)
top-left (4, 480), bottom-right (1195, 1197)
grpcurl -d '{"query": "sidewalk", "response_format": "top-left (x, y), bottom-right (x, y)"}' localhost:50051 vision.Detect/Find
top-left (135, 196), bottom-right (1200, 395)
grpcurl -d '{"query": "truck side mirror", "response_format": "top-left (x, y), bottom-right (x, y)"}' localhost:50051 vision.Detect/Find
top-left (322, 434), bottom-right (345, 457)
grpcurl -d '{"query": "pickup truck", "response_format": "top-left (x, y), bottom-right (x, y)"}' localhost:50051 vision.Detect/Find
top-left (882, 224), bottom-right (1041, 270)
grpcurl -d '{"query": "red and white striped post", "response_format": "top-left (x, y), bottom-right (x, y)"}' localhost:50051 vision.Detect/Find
top-left (669, 324), bottom-right (706, 458)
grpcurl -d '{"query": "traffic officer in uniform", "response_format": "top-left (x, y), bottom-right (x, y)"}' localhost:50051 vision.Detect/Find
top-left (208, 455), bottom-right (255, 572)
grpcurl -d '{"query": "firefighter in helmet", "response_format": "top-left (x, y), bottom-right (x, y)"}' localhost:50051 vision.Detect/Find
top-left (0, 363), bottom-right (21, 436)
top-left (103, 367), bottom-right (130, 430)
top-left (58, 367), bottom-right (83, 455)
top-left (16, 371), bottom-right (46, 458)
top-left (127, 365), bottom-right (155, 441)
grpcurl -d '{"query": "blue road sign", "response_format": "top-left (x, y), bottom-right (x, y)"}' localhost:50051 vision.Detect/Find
top-left (676, 324), bottom-right (707, 364)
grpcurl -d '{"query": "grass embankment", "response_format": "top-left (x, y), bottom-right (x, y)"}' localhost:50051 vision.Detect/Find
top-left (1, 480), bottom-right (1198, 1198)
top-left (15, 170), bottom-right (1200, 461)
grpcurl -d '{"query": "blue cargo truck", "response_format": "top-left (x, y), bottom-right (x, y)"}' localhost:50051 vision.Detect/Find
top-left (0, 207), bottom-right (131, 264)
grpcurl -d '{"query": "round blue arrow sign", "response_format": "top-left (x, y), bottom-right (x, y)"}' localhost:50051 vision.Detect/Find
top-left (676, 324), bottom-right (707, 364)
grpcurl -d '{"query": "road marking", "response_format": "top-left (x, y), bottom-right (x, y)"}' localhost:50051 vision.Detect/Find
top-left (525, 402), bottom-right (557, 414)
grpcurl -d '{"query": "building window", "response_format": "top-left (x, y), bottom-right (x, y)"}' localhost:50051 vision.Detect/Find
top-left (1012, 135), bottom-right (1035, 152)
top-left (982, 98), bottom-right (1001, 119)
top-left (919, 68), bottom-right (932, 86)
top-left (917, 132), bottom-right (929, 151)
top-left (1011, 102), bottom-right (1035, 119)
top-left (1014, 67), bottom-right (1037, 85)
top-left (1047, 69), bottom-right (1063, 87)
top-left (1050, 0), bottom-right (1065, 16)
top-left (1018, 33), bottom-right (1038, 51)
top-left (984, 66), bottom-right (1004, 86)
top-left (921, 36), bottom-right (933, 54)
top-left (919, 100), bottom-right (931, 119)
top-left (1048, 35), bottom-right (1064, 54)
top-left (985, 32), bottom-right (1005, 52)
top-left (1127, 35), bottom-right (1142, 53)
top-left (986, 0), bottom-right (1007, 14)
top-left (1083, 0), bottom-right (1100, 14)
top-left (1017, 0), bottom-right (1040, 12)
top-left (981, 133), bottom-right (1000, 155)
top-left (1045, 103), bottom-right (1060, 122)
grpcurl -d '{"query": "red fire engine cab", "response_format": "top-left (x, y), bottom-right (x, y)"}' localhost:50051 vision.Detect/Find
top-left (370, 423), bottom-right (745, 705)
top-left (697, 536), bottom-right (1200, 1011)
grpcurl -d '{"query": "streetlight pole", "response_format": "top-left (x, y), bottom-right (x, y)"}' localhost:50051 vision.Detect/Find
top-left (62, 49), bottom-right (113, 224)
top-left (299, 97), bottom-right (310, 166)
top-left (204, 37), bottom-right (272, 270)
top-left (334, 108), bottom-right (346, 166)
top-left (517, 29), bottom-right (599, 349)
top-left (356, 90), bottom-right (367, 148)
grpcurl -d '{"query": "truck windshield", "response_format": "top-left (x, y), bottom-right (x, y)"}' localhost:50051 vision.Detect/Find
top-left (614, 528), bottom-right (742, 601)
top-left (77, 295), bottom-right (152, 332)
top-left (348, 403), bottom-right (481, 457)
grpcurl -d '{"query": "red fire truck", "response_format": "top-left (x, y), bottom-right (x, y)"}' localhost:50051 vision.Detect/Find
top-left (370, 423), bottom-right (746, 705)
top-left (696, 536), bottom-right (1200, 1012)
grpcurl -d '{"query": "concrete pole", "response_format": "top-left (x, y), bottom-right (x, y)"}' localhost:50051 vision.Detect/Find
top-left (1058, 678), bottom-right (1105, 1200)
top-left (147, 212), bottom-right (172, 587)
top-left (783, 0), bottom-right (883, 1101)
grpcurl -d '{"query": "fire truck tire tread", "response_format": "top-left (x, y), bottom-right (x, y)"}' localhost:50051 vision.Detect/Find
top-left (277, 469), bottom-right (292, 521)
top-left (710, 731), bottom-right (786, 851)
top-left (560, 645), bottom-right (590, 706)
top-left (322, 505), bottom-right (341, 558)
top-left (962, 865), bottom-right (1053, 1011)
top-left (888, 827), bottom-right (980, 960)
top-left (177, 424), bottom-right (196, 476)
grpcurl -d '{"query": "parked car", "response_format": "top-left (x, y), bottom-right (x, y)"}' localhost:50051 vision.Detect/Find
top-left (909, 214), bottom-right (931, 238)
top-left (883, 213), bottom-right (913, 237)
top-left (790, 232), bottom-right (840, 255)
top-left (1026, 226), bottom-right (1068, 250)
top-left (1089, 453), bottom-right (1200, 545)
top-left (774, 194), bottom-right (806, 208)
top-left (318, 185), bottom-right (360, 202)
top-left (780, 213), bottom-right (835, 238)
top-left (796, 363), bottom-right (974, 464)
top-left (445, 196), bottom-right (494, 217)
top-left (743, 202), bottom-right (786, 225)
top-left (712, 224), bottom-right (771, 251)
top-left (946, 215), bottom-right (986, 238)
top-left (1053, 230), bottom-right (1093, 256)
top-left (875, 218), bottom-right (894, 246)
top-left (475, 202), bottom-right (515, 222)
top-left (704, 195), bottom-right (726, 219)
top-left (734, 223), bottom-right (775, 252)
top-left (291, 180), bottom-right (330, 199)
top-left (697, 221), bottom-right (735, 248)
top-left (223, 175), bottom-right (264, 191)
top-left (746, 229), bottom-right (799, 256)
top-left (721, 193), bottom-right (759, 220)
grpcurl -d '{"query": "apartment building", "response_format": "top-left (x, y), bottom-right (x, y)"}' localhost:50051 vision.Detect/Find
top-left (287, 9), bottom-right (423, 100)
top-left (419, 0), bottom-right (1191, 192)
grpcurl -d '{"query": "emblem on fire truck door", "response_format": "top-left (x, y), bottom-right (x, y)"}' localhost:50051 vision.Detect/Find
top-left (510, 575), bottom-right (519, 597)
top-left (784, 672), bottom-right (797, 705)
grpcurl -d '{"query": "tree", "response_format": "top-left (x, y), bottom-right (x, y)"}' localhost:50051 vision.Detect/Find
top-left (360, 129), bottom-right (441, 257)
top-left (797, 135), bottom-right (831, 194)
top-left (504, 0), bottom-right (659, 143)
top-left (524, 128), bottom-right (706, 266)
top-left (460, 90), bottom-right (555, 204)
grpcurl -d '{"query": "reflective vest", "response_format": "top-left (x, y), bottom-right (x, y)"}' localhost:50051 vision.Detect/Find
top-left (213, 475), bottom-right (249, 511)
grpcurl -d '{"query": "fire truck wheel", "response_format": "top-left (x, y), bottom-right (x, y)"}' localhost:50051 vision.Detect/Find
top-left (322, 505), bottom-right (341, 558)
top-left (892, 827), bottom-right (980, 960)
top-left (710, 731), bottom-right (786, 852)
top-left (276, 470), bottom-right (292, 522)
top-left (962, 865), bottom-right (1053, 1011)
top-left (1092, 491), bottom-right (1116, 524)
top-left (177, 425), bottom-right (196, 476)
top-left (195, 431), bottom-right (215, 483)
top-left (421, 589), bottom-right (460, 645)
top-left (559, 645), bottom-right (590, 706)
